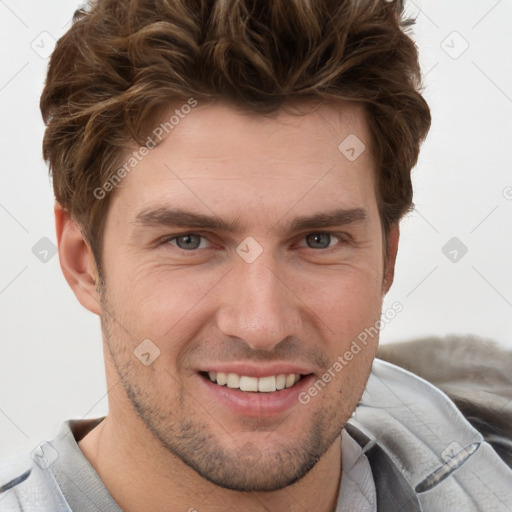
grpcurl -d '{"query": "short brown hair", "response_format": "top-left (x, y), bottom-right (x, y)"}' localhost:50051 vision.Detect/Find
top-left (41, 0), bottom-right (431, 270)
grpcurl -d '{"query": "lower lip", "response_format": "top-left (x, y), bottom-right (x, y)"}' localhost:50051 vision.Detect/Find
top-left (195, 373), bottom-right (315, 417)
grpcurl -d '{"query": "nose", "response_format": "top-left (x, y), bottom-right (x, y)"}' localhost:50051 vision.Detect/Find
top-left (215, 252), bottom-right (303, 351)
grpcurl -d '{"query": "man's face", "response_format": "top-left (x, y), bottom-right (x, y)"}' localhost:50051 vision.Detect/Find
top-left (96, 100), bottom-right (394, 492)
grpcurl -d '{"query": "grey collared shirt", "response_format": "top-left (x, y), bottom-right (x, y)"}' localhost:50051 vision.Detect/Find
top-left (0, 418), bottom-right (374, 511)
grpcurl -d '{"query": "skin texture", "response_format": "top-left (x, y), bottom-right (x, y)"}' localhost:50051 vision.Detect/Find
top-left (56, 100), bottom-right (399, 512)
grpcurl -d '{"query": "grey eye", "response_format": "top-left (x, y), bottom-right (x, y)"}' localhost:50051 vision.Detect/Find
top-left (174, 234), bottom-right (202, 250)
top-left (305, 233), bottom-right (332, 249)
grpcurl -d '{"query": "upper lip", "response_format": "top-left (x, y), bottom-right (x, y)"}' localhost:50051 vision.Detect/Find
top-left (197, 363), bottom-right (314, 378)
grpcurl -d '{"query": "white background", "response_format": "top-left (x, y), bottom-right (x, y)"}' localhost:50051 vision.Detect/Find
top-left (1, 1), bottom-right (511, 458)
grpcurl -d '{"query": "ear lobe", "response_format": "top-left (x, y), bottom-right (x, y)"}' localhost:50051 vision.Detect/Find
top-left (55, 204), bottom-right (101, 315)
top-left (382, 223), bottom-right (399, 294)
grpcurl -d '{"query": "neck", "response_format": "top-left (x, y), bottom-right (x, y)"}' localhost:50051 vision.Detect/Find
top-left (78, 409), bottom-right (342, 512)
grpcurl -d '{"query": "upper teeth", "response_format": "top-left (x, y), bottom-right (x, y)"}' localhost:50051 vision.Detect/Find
top-left (208, 372), bottom-right (301, 392)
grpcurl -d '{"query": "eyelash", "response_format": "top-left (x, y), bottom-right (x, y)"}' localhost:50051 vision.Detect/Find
top-left (160, 232), bottom-right (350, 252)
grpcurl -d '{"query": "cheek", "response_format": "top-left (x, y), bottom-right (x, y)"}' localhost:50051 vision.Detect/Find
top-left (293, 259), bottom-right (384, 333)
top-left (293, 273), bottom-right (383, 390)
top-left (103, 257), bottom-right (227, 343)
top-left (327, 287), bottom-right (382, 361)
top-left (300, 271), bottom-right (382, 410)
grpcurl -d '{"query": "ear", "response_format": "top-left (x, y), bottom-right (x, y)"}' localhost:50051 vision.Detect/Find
top-left (55, 203), bottom-right (101, 315)
top-left (382, 223), bottom-right (399, 294)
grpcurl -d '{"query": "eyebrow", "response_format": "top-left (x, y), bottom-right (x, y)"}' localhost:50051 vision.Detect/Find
top-left (132, 206), bottom-right (367, 234)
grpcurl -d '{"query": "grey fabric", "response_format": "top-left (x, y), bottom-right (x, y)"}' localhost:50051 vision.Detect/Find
top-left (347, 359), bottom-right (512, 512)
top-left (1, 359), bottom-right (511, 511)
top-left (0, 419), bottom-right (373, 512)
top-left (335, 429), bottom-right (376, 511)
top-left (0, 418), bottom-right (121, 512)
top-left (49, 418), bottom-right (122, 512)
top-left (377, 336), bottom-right (512, 468)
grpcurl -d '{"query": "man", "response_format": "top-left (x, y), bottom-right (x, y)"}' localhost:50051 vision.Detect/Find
top-left (1, 0), bottom-right (511, 510)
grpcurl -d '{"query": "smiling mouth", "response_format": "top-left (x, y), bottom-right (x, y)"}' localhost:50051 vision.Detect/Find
top-left (199, 371), bottom-right (309, 393)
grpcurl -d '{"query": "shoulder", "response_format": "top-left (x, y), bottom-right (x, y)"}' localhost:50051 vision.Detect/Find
top-left (0, 447), bottom-right (71, 512)
top-left (0, 454), bottom-right (32, 511)
top-left (0, 453), bottom-right (39, 512)
top-left (348, 354), bottom-right (512, 511)
top-left (377, 335), bottom-right (512, 466)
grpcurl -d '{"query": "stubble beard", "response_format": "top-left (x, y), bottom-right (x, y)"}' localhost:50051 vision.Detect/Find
top-left (98, 288), bottom-right (348, 492)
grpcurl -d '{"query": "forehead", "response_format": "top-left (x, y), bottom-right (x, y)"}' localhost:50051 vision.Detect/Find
top-left (156, 100), bottom-right (371, 173)
top-left (108, 100), bottom-right (376, 226)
